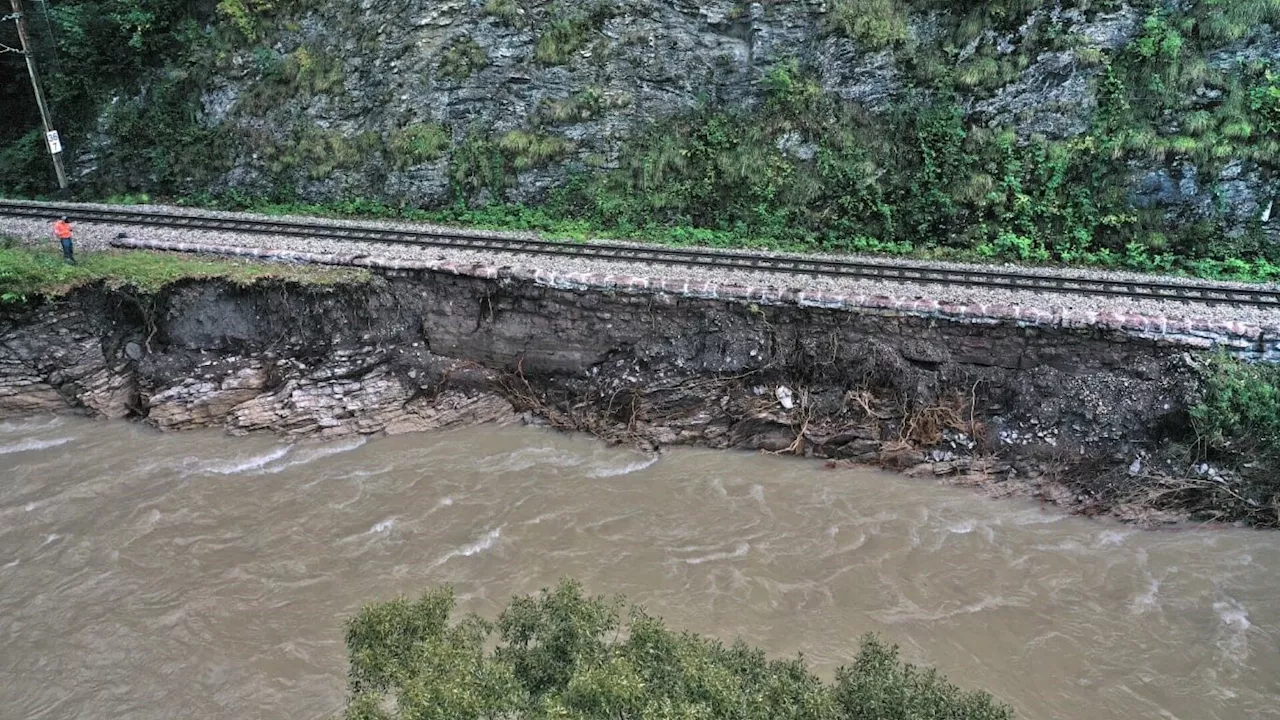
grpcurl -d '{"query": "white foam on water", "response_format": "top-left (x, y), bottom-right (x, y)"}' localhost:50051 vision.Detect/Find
top-left (948, 520), bottom-right (976, 534)
top-left (430, 528), bottom-right (503, 568)
top-left (345, 466), bottom-right (393, 480)
top-left (0, 436), bottom-right (73, 455)
top-left (1212, 596), bottom-right (1253, 664)
top-left (875, 593), bottom-right (1023, 623)
top-left (1130, 577), bottom-right (1161, 615)
top-left (587, 455), bottom-right (658, 478)
top-left (206, 446), bottom-right (292, 475)
top-left (682, 541), bottom-right (751, 565)
top-left (2, 558), bottom-right (18, 569)
top-left (367, 518), bottom-right (395, 534)
top-left (259, 436), bottom-right (367, 474)
top-left (41, 533), bottom-right (61, 546)
top-left (438, 497), bottom-right (454, 507)
top-left (1214, 600), bottom-right (1251, 632)
top-left (521, 512), bottom-right (563, 526)
top-left (480, 447), bottom-right (585, 473)
top-left (458, 528), bottom-right (502, 557)
top-left (24, 502), bottom-right (37, 512)
top-left (1098, 529), bottom-right (1134, 547)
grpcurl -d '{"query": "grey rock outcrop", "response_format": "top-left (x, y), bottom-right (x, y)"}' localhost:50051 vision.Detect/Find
top-left (80, 1), bottom-right (1280, 241)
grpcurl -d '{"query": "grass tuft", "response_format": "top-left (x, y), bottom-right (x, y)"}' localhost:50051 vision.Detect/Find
top-left (388, 124), bottom-right (451, 169)
top-left (0, 243), bottom-right (365, 303)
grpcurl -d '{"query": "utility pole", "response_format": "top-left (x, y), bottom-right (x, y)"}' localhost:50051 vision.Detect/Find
top-left (7, 0), bottom-right (67, 190)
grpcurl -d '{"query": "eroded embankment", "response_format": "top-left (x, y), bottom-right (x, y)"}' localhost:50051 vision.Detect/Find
top-left (1, 259), bottom-right (1275, 525)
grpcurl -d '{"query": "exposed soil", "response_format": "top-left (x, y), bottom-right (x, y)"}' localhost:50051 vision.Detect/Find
top-left (0, 266), bottom-right (1266, 526)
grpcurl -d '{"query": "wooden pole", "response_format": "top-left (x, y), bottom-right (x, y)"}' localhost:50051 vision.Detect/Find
top-left (9, 0), bottom-right (67, 190)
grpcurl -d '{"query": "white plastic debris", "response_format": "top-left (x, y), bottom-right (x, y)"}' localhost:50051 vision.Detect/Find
top-left (775, 386), bottom-right (794, 410)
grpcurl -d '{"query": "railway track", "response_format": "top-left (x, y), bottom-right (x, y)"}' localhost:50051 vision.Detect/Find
top-left (4, 198), bottom-right (1280, 309)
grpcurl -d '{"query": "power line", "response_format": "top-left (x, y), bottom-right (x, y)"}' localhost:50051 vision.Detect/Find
top-left (6, 0), bottom-right (68, 190)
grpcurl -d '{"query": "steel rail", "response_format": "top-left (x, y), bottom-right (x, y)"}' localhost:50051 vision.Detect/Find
top-left (4, 198), bottom-right (1280, 308)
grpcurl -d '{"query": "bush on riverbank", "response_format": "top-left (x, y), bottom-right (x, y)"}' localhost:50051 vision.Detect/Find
top-left (342, 579), bottom-right (1012, 720)
top-left (1188, 355), bottom-right (1280, 525)
top-left (0, 243), bottom-right (364, 303)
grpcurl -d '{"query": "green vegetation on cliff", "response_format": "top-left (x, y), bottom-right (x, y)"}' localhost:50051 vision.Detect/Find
top-left (0, 242), bottom-right (365, 303)
top-left (342, 579), bottom-right (1013, 720)
top-left (2, 0), bottom-right (1279, 278)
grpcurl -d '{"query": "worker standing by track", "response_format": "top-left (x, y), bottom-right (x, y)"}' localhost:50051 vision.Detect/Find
top-left (52, 215), bottom-right (75, 264)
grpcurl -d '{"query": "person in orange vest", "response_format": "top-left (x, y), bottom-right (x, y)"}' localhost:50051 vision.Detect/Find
top-left (52, 216), bottom-right (75, 264)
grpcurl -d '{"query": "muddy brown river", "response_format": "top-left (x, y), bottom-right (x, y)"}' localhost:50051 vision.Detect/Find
top-left (1, 417), bottom-right (1276, 719)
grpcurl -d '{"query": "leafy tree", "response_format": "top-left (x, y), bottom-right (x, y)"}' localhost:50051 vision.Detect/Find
top-left (342, 579), bottom-right (1014, 720)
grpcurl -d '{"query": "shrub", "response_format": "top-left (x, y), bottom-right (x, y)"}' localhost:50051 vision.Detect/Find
top-left (216, 0), bottom-right (275, 40)
top-left (450, 133), bottom-right (508, 198)
top-left (535, 87), bottom-right (603, 125)
top-left (828, 0), bottom-right (909, 49)
top-left (261, 123), bottom-right (362, 180)
top-left (341, 579), bottom-right (1014, 720)
top-left (483, 0), bottom-right (526, 28)
top-left (534, 1), bottom-right (615, 65)
top-left (1191, 356), bottom-right (1280, 463)
top-left (1187, 355), bottom-right (1280, 525)
top-left (1248, 65), bottom-right (1280, 136)
top-left (389, 124), bottom-right (450, 169)
top-left (0, 130), bottom-right (52, 197)
top-left (438, 37), bottom-right (490, 81)
top-left (498, 131), bottom-right (573, 170)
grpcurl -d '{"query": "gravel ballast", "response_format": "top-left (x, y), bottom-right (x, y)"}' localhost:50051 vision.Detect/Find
top-left (4, 205), bottom-right (1280, 329)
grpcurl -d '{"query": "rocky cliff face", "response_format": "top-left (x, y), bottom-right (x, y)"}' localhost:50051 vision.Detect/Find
top-left (62, 0), bottom-right (1278, 248)
top-left (194, 0), bottom-right (1134, 202)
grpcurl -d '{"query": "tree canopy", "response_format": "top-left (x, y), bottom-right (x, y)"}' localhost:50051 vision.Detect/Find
top-left (341, 579), bottom-right (1014, 720)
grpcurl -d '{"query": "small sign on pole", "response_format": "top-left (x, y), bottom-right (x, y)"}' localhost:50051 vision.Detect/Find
top-left (45, 130), bottom-right (62, 154)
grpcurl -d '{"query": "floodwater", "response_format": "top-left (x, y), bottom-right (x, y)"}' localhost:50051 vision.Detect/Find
top-left (1, 417), bottom-right (1277, 720)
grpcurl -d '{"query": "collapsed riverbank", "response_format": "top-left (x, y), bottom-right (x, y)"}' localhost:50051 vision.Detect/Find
top-left (2, 246), bottom-right (1277, 526)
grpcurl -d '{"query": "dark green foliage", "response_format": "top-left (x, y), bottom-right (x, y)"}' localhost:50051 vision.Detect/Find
top-left (1187, 355), bottom-right (1280, 526)
top-left (0, 131), bottom-right (54, 197)
top-left (1192, 356), bottom-right (1280, 463)
top-left (834, 640), bottom-right (1013, 720)
top-left (1248, 66), bottom-right (1280, 137)
top-left (0, 0), bottom-right (214, 192)
top-left (96, 72), bottom-right (233, 193)
top-left (552, 62), bottom-right (1138, 266)
top-left (450, 134), bottom-right (509, 199)
top-left (342, 579), bottom-right (1013, 720)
